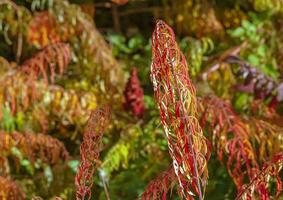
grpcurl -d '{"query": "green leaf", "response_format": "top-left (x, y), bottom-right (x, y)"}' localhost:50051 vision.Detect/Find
top-left (67, 160), bottom-right (80, 173)
top-left (128, 35), bottom-right (143, 50)
top-left (144, 95), bottom-right (155, 109)
top-left (44, 165), bottom-right (53, 186)
top-left (11, 147), bottom-right (23, 160)
top-left (15, 112), bottom-right (24, 131)
top-left (242, 20), bottom-right (257, 33)
top-left (248, 54), bottom-right (260, 66)
top-left (108, 34), bottom-right (130, 53)
top-left (229, 27), bottom-right (245, 38)
top-left (1, 106), bottom-right (15, 132)
top-left (234, 93), bottom-right (250, 111)
top-left (257, 45), bottom-right (266, 57)
top-left (21, 159), bottom-right (34, 175)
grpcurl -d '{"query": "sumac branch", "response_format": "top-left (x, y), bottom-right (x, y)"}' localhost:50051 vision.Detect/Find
top-left (151, 20), bottom-right (210, 200)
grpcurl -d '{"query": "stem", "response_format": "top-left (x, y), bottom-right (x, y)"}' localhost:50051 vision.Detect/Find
top-left (102, 176), bottom-right (111, 200)
top-left (16, 26), bottom-right (22, 63)
top-left (112, 4), bottom-right (120, 32)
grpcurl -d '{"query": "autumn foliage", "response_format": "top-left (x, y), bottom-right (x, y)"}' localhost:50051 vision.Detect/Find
top-left (140, 166), bottom-right (176, 200)
top-left (21, 42), bottom-right (71, 84)
top-left (0, 176), bottom-right (25, 200)
top-left (151, 20), bottom-right (210, 199)
top-left (75, 106), bottom-right (110, 200)
top-left (0, 0), bottom-right (283, 199)
top-left (123, 68), bottom-right (145, 118)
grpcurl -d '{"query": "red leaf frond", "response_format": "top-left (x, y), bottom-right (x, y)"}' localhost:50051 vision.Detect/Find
top-left (40, 86), bottom-right (97, 126)
top-left (25, 132), bottom-right (69, 164)
top-left (62, 7), bottom-right (126, 100)
top-left (21, 43), bottom-right (71, 84)
top-left (246, 118), bottom-right (283, 162)
top-left (123, 68), bottom-right (145, 118)
top-left (151, 20), bottom-right (210, 199)
top-left (139, 166), bottom-right (176, 200)
top-left (0, 131), bottom-right (33, 170)
top-left (199, 95), bottom-right (259, 191)
top-left (236, 153), bottom-right (283, 200)
top-left (75, 106), bottom-right (111, 200)
top-left (250, 100), bottom-right (278, 120)
top-left (0, 131), bottom-right (69, 169)
top-left (28, 11), bottom-right (62, 48)
top-left (0, 70), bottom-right (96, 131)
top-left (0, 70), bottom-right (40, 117)
top-left (0, 176), bottom-right (25, 200)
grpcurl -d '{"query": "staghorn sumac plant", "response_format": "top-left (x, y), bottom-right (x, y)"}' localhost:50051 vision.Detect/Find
top-left (198, 95), bottom-right (259, 192)
top-left (139, 165), bottom-right (176, 200)
top-left (123, 68), bottom-right (145, 118)
top-left (0, 70), bottom-right (38, 117)
top-left (246, 118), bottom-right (283, 162)
top-left (0, 43), bottom-right (71, 119)
top-left (49, 1), bottom-right (126, 102)
top-left (0, 131), bottom-right (69, 174)
top-left (75, 106), bottom-right (110, 200)
top-left (0, 176), bottom-right (25, 200)
top-left (203, 55), bottom-right (283, 108)
top-left (198, 95), bottom-right (283, 199)
top-left (28, 11), bottom-right (62, 49)
top-left (236, 153), bottom-right (283, 200)
top-left (21, 42), bottom-right (71, 84)
top-left (0, 70), bottom-right (96, 132)
top-left (225, 56), bottom-right (282, 105)
top-left (140, 94), bottom-right (283, 199)
top-left (33, 85), bottom-right (97, 131)
top-left (151, 20), bottom-right (210, 199)
top-left (25, 132), bottom-right (69, 164)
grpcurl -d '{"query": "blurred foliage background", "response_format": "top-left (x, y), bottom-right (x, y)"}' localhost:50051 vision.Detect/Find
top-left (0, 0), bottom-right (283, 199)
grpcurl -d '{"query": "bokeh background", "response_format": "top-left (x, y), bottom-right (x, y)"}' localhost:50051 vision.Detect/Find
top-left (0, 0), bottom-right (283, 199)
